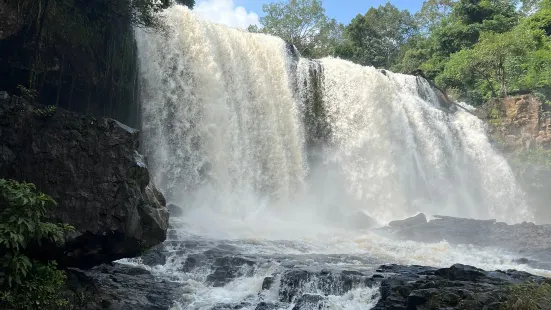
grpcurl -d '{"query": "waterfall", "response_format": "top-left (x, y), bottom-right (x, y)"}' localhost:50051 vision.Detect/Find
top-left (136, 5), bottom-right (532, 224)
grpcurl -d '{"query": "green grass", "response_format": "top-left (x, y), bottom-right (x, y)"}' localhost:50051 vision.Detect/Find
top-left (501, 283), bottom-right (551, 310)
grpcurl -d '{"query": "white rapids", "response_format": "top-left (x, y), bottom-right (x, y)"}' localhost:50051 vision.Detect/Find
top-left (130, 4), bottom-right (543, 310)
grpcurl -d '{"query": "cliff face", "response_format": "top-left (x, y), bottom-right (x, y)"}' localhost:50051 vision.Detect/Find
top-left (476, 94), bottom-right (551, 223)
top-left (477, 95), bottom-right (551, 151)
top-left (0, 92), bottom-right (169, 268)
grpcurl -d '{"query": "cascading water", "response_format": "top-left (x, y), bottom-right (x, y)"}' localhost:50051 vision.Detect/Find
top-left (314, 58), bottom-right (530, 222)
top-left (137, 5), bottom-right (530, 224)
top-left (130, 5), bottom-right (542, 310)
top-left (136, 7), bottom-right (306, 215)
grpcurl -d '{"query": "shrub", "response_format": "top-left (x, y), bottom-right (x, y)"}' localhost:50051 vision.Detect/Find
top-left (0, 179), bottom-right (73, 309)
top-left (502, 283), bottom-right (551, 310)
top-left (33, 106), bottom-right (57, 118)
top-left (16, 85), bottom-right (38, 102)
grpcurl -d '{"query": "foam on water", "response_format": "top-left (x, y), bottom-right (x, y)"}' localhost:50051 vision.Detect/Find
top-left (121, 215), bottom-right (551, 309)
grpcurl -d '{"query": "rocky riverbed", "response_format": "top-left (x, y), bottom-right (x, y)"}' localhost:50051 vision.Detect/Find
top-left (380, 213), bottom-right (551, 271)
top-left (68, 212), bottom-right (551, 310)
top-left (2, 92), bottom-right (550, 309)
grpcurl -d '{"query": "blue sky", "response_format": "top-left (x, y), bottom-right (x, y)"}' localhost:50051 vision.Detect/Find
top-left (235, 0), bottom-right (424, 24)
top-left (194, 0), bottom-right (424, 29)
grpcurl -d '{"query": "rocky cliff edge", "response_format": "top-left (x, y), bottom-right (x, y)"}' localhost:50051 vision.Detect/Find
top-left (0, 92), bottom-right (169, 269)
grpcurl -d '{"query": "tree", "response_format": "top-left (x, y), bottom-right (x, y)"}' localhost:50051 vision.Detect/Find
top-left (439, 25), bottom-right (540, 103)
top-left (394, 0), bottom-right (521, 84)
top-left (335, 2), bottom-right (417, 68)
top-left (522, 0), bottom-right (542, 14)
top-left (248, 0), bottom-right (342, 58)
top-left (415, 0), bottom-right (457, 33)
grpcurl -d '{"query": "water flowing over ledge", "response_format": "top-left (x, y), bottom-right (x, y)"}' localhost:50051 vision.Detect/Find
top-left (136, 5), bottom-right (531, 225)
top-left (128, 5), bottom-right (548, 310)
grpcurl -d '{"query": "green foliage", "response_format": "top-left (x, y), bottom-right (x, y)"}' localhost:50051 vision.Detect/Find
top-left (0, 179), bottom-right (74, 309)
top-left (16, 85), bottom-right (38, 102)
top-left (501, 283), bottom-right (551, 310)
top-left (415, 0), bottom-right (457, 33)
top-left (33, 106), bottom-right (57, 118)
top-left (439, 26), bottom-right (538, 103)
top-left (248, 0), bottom-right (342, 58)
top-left (335, 3), bottom-right (417, 68)
top-left (389, 0), bottom-right (551, 105)
top-left (0, 262), bottom-right (68, 309)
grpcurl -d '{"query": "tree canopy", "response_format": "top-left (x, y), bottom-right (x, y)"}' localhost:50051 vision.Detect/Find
top-left (248, 0), bottom-right (342, 58)
top-left (251, 0), bottom-right (551, 106)
top-left (334, 3), bottom-right (417, 68)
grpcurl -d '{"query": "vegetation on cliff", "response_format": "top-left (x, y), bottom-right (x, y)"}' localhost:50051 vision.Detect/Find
top-left (0, 179), bottom-right (73, 309)
top-left (254, 0), bottom-right (551, 106)
top-left (503, 282), bottom-right (551, 310)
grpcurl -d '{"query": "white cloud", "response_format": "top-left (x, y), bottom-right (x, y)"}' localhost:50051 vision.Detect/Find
top-left (194, 0), bottom-right (260, 29)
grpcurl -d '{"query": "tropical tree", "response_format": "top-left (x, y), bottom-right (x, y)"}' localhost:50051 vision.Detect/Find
top-left (415, 0), bottom-right (457, 33)
top-left (335, 3), bottom-right (417, 68)
top-left (248, 0), bottom-right (342, 58)
top-left (439, 25), bottom-right (543, 102)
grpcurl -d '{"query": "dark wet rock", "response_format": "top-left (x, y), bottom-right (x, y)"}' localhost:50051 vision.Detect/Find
top-left (373, 263), bottom-right (551, 310)
top-left (0, 96), bottom-right (168, 269)
top-left (255, 302), bottom-right (280, 310)
top-left (279, 270), bottom-right (310, 302)
top-left (180, 254), bottom-right (207, 272)
top-left (512, 257), bottom-right (532, 264)
top-left (262, 276), bottom-right (275, 290)
top-left (207, 266), bottom-right (241, 287)
top-left (388, 213), bottom-right (427, 228)
top-left (292, 294), bottom-right (325, 310)
top-left (178, 246), bottom-right (251, 274)
top-left (285, 41), bottom-right (300, 59)
top-left (141, 244), bottom-right (167, 267)
top-left (379, 215), bottom-right (551, 270)
top-left (0, 91), bottom-right (9, 100)
top-left (279, 268), bottom-right (373, 303)
top-left (167, 229), bottom-right (179, 240)
top-left (167, 203), bottom-right (184, 217)
top-left (207, 256), bottom-right (256, 287)
top-left (211, 302), bottom-right (251, 309)
top-left (66, 263), bottom-right (182, 310)
top-left (129, 239), bottom-right (551, 310)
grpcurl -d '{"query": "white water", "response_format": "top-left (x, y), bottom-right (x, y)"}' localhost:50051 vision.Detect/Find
top-left (317, 58), bottom-right (530, 222)
top-left (134, 5), bottom-right (541, 309)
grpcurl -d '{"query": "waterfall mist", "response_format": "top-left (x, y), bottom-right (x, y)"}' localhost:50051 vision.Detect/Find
top-left (136, 5), bottom-right (532, 235)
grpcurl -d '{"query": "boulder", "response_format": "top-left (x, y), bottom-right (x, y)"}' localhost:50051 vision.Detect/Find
top-left (379, 215), bottom-right (551, 270)
top-left (255, 302), bottom-right (280, 310)
top-left (0, 95), bottom-right (169, 269)
top-left (167, 203), bottom-right (184, 217)
top-left (65, 264), bottom-right (182, 310)
top-left (373, 263), bottom-right (551, 310)
top-left (141, 244), bottom-right (167, 267)
top-left (388, 213), bottom-right (427, 228)
top-left (292, 294), bottom-right (325, 310)
top-left (206, 256), bottom-right (256, 287)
